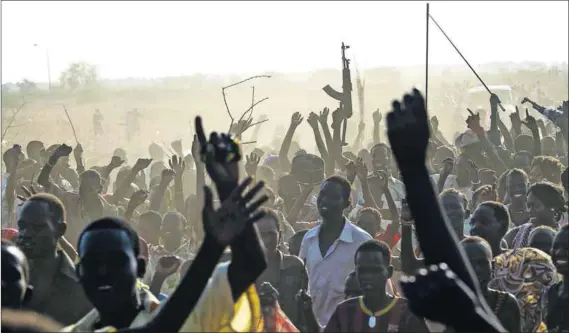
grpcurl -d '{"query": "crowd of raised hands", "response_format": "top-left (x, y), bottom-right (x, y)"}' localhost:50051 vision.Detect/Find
top-left (1, 87), bottom-right (568, 333)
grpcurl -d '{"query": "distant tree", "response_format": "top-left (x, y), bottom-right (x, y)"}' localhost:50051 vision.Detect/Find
top-left (59, 62), bottom-right (100, 91)
top-left (16, 79), bottom-right (37, 93)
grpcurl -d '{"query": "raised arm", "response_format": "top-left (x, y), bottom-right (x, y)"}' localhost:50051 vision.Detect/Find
top-left (279, 112), bottom-right (304, 173)
top-left (99, 156), bottom-right (126, 191)
top-left (149, 169), bottom-right (175, 212)
top-left (168, 155), bottom-right (186, 214)
top-left (521, 109), bottom-right (542, 157)
top-left (386, 89), bottom-right (482, 297)
top-left (110, 158), bottom-right (152, 204)
top-left (307, 112), bottom-right (329, 163)
top-left (73, 143), bottom-right (86, 176)
top-left (372, 109), bottom-right (382, 145)
top-left (37, 144), bottom-right (73, 193)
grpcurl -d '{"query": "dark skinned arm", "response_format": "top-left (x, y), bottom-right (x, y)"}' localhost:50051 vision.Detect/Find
top-left (279, 112), bottom-right (303, 173)
top-left (318, 109), bottom-right (334, 156)
top-left (360, 176), bottom-right (379, 210)
top-left (351, 122), bottom-right (365, 153)
top-left (286, 185), bottom-right (314, 227)
top-left (307, 112), bottom-right (329, 163)
top-left (110, 161), bottom-right (150, 204)
top-left (173, 172), bottom-right (185, 214)
top-left (216, 182), bottom-right (267, 301)
top-left (149, 171), bottom-right (174, 212)
top-left (400, 224), bottom-right (423, 275)
top-left (527, 123), bottom-right (542, 157)
top-left (372, 110), bottom-right (381, 145)
top-left (497, 116), bottom-right (514, 152)
top-left (400, 163), bottom-right (481, 297)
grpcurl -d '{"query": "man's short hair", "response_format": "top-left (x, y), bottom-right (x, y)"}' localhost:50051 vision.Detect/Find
top-left (440, 188), bottom-right (468, 209)
top-left (27, 193), bottom-right (66, 224)
top-left (357, 207), bottom-right (382, 224)
top-left (324, 175), bottom-right (352, 201)
top-left (460, 236), bottom-right (493, 259)
top-left (79, 217), bottom-right (140, 257)
top-left (355, 239), bottom-right (392, 265)
top-left (478, 201), bottom-right (510, 232)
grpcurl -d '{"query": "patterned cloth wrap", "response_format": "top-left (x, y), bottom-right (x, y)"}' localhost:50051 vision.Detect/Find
top-left (489, 247), bottom-right (559, 332)
top-left (256, 301), bottom-right (299, 332)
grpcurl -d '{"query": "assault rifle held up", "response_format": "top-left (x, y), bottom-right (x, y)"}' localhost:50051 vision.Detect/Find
top-left (323, 42), bottom-right (353, 145)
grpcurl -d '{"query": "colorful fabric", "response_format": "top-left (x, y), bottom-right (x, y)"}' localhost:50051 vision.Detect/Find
top-left (489, 247), bottom-right (559, 332)
top-left (257, 301), bottom-right (299, 332)
top-left (1, 228), bottom-right (18, 240)
top-left (178, 263), bottom-right (263, 332)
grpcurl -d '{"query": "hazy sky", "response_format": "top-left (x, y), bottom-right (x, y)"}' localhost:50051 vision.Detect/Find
top-left (2, 1), bottom-right (567, 83)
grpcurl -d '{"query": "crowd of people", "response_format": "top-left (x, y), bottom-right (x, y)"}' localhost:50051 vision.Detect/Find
top-left (1, 86), bottom-right (568, 332)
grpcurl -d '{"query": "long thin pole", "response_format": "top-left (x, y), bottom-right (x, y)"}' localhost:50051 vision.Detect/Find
top-left (46, 48), bottom-right (52, 91)
top-left (429, 13), bottom-right (505, 111)
top-left (425, 3), bottom-right (429, 112)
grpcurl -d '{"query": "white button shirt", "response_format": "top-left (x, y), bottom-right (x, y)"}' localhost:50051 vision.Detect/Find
top-left (299, 219), bottom-right (372, 327)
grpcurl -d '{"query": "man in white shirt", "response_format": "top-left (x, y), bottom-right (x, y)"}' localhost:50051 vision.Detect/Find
top-left (300, 176), bottom-right (372, 327)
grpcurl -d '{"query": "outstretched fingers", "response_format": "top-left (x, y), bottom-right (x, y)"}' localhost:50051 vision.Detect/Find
top-left (240, 180), bottom-right (265, 204)
top-left (195, 116), bottom-right (207, 152)
top-left (245, 195), bottom-right (269, 216)
top-left (229, 177), bottom-right (253, 200)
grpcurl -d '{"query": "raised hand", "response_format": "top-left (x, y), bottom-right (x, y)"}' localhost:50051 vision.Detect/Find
top-left (191, 134), bottom-right (201, 166)
top-left (355, 157), bottom-right (368, 181)
top-left (128, 189), bottom-right (149, 208)
top-left (133, 158), bottom-right (153, 171)
top-left (372, 109), bottom-right (382, 124)
top-left (195, 116), bottom-right (240, 193)
top-left (510, 106), bottom-right (522, 131)
top-left (290, 112), bottom-right (304, 128)
top-left (161, 168), bottom-right (176, 184)
top-left (331, 107), bottom-right (344, 129)
top-left (430, 116), bottom-right (439, 132)
top-left (521, 108), bottom-right (539, 133)
top-left (386, 88), bottom-right (430, 169)
top-left (441, 158), bottom-right (454, 177)
top-left (307, 112), bottom-right (320, 129)
top-left (318, 107), bottom-right (329, 125)
top-left (168, 155), bottom-right (186, 176)
top-left (358, 121), bottom-right (366, 132)
top-left (202, 177), bottom-right (268, 247)
top-left (156, 255), bottom-right (183, 278)
top-left (49, 144), bottom-right (73, 165)
top-left (17, 184), bottom-right (38, 202)
top-left (73, 143), bottom-right (83, 161)
top-left (245, 152), bottom-right (261, 177)
top-left (345, 160), bottom-right (357, 184)
top-left (109, 155), bottom-right (125, 169)
top-left (377, 170), bottom-right (390, 190)
top-left (466, 109), bottom-right (484, 135)
top-left (259, 282), bottom-right (280, 308)
top-left (400, 263), bottom-right (481, 330)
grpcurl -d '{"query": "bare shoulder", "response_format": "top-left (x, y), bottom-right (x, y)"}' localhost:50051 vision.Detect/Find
top-left (282, 254), bottom-right (304, 270)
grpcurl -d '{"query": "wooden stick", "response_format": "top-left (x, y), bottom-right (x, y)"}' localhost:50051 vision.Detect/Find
top-left (62, 105), bottom-right (79, 144)
top-left (222, 75), bottom-right (271, 130)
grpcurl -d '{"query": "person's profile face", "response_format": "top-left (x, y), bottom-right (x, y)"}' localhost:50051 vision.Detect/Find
top-left (469, 205), bottom-right (502, 244)
top-left (78, 229), bottom-right (139, 310)
top-left (551, 229), bottom-right (569, 275)
top-left (16, 201), bottom-right (59, 259)
top-left (1, 245), bottom-right (30, 309)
